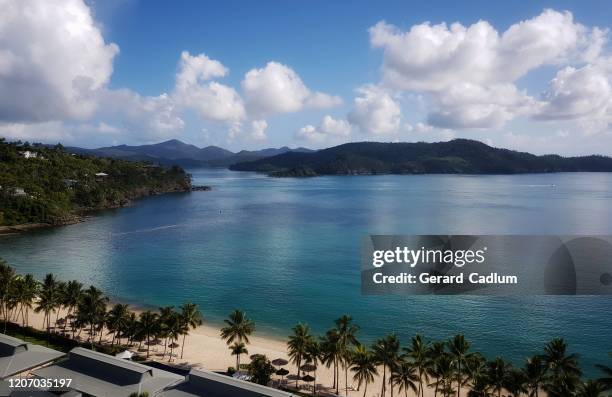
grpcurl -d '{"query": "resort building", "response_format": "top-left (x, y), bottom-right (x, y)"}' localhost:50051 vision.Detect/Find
top-left (31, 347), bottom-right (183, 397)
top-left (0, 334), bottom-right (64, 380)
top-left (19, 151), bottom-right (38, 159)
top-left (159, 369), bottom-right (296, 397)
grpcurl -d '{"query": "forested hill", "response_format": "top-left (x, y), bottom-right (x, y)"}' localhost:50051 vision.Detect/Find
top-left (230, 139), bottom-right (612, 177)
top-left (0, 139), bottom-right (191, 226)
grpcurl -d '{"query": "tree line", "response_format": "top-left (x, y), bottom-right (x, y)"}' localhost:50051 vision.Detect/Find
top-left (0, 260), bottom-right (203, 361)
top-left (219, 311), bottom-right (612, 397)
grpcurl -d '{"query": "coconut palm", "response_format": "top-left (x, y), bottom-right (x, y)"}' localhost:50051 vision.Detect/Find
top-left (158, 306), bottom-right (175, 359)
top-left (320, 328), bottom-right (341, 393)
top-left (35, 274), bottom-right (60, 336)
top-left (372, 333), bottom-right (400, 397)
top-left (404, 334), bottom-right (430, 397)
top-left (61, 280), bottom-right (83, 331)
top-left (576, 379), bottom-right (605, 397)
top-left (391, 360), bottom-right (419, 397)
top-left (541, 338), bottom-right (581, 396)
top-left (229, 341), bottom-right (248, 370)
top-left (106, 303), bottom-right (129, 346)
top-left (75, 286), bottom-right (108, 349)
top-left (304, 339), bottom-right (321, 395)
top-left (138, 310), bottom-right (159, 358)
top-left (335, 314), bottom-right (360, 396)
top-left (595, 353), bottom-right (612, 391)
top-left (351, 344), bottom-right (378, 397)
top-left (0, 260), bottom-right (16, 332)
top-left (426, 341), bottom-right (447, 397)
top-left (220, 310), bottom-right (255, 346)
top-left (523, 356), bottom-right (546, 397)
top-left (487, 357), bottom-right (509, 397)
top-left (449, 334), bottom-right (471, 397)
top-left (287, 323), bottom-right (313, 389)
top-left (179, 302), bottom-right (203, 359)
top-left (504, 367), bottom-right (527, 397)
top-left (14, 274), bottom-right (38, 327)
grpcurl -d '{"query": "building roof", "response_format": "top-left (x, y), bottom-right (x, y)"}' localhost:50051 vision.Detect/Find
top-left (32, 347), bottom-right (183, 397)
top-left (0, 334), bottom-right (65, 379)
top-left (159, 369), bottom-right (296, 397)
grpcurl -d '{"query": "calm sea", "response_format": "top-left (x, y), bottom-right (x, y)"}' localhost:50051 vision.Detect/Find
top-left (1, 169), bottom-right (611, 375)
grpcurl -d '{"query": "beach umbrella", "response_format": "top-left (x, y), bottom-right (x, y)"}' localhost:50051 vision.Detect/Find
top-left (300, 363), bottom-right (316, 372)
top-left (272, 358), bottom-right (289, 366)
top-left (302, 374), bottom-right (315, 382)
top-left (169, 342), bottom-right (180, 348)
top-left (276, 368), bottom-right (289, 385)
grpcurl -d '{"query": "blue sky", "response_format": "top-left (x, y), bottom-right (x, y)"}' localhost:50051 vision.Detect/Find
top-left (1, 0), bottom-right (612, 154)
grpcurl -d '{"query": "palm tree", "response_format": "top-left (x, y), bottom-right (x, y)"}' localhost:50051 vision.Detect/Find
top-left (426, 341), bottom-right (447, 397)
top-left (179, 303), bottom-right (203, 359)
top-left (541, 338), bottom-right (581, 396)
top-left (595, 353), bottom-right (611, 391)
top-left (0, 261), bottom-right (16, 332)
top-left (287, 323), bottom-right (313, 389)
top-left (61, 280), bottom-right (83, 331)
top-left (404, 334), bottom-right (430, 397)
top-left (320, 329), bottom-right (341, 393)
top-left (305, 339), bottom-right (321, 395)
top-left (351, 344), bottom-right (378, 397)
top-left (158, 306), bottom-right (175, 359)
top-left (449, 334), bottom-right (471, 397)
top-left (523, 356), bottom-right (546, 397)
top-left (230, 341), bottom-right (248, 370)
top-left (106, 303), bottom-right (129, 346)
top-left (14, 274), bottom-right (38, 327)
top-left (576, 379), bottom-right (605, 397)
top-left (138, 310), bottom-right (159, 358)
top-left (373, 333), bottom-right (400, 397)
top-left (504, 367), bottom-right (527, 397)
top-left (391, 359), bottom-right (419, 397)
top-left (466, 353), bottom-right (489, 397)
top-left (487, 357), bottom-right (508, 397)
top-left (220, 310), bottom-right (255, 346)
top-left (35, 274), bottom-right (59, 337)
top-left (335, 315), bottom-right (360, 396)
top-left (433, 353), bottom-right (456, 397)
top-left (75, 286), bottom-right (108, 349)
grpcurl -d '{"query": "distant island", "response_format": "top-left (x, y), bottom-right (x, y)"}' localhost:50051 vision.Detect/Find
top-left (68, 139), bottom-right (313, 167)
top-left (0, 139), bottom-right (192, 227)
top-left (230, 139), bottom-right (612, 177)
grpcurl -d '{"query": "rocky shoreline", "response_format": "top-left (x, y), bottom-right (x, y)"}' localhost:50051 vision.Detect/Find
top-left (0, 184), bottom-right (212, 235)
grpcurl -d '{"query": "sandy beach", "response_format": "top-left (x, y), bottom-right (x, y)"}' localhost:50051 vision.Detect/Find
top-left (24, 307), bottom-right (443, 397)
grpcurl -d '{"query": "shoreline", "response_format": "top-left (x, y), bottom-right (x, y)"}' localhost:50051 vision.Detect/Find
top-left (0, 186), bottom-right (211, 236)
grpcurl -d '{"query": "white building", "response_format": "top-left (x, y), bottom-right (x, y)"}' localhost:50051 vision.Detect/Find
top-left (19, 150), bottom-right (38, 159)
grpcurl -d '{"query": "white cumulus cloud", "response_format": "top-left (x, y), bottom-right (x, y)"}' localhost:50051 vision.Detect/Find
top-left (348, 85), bottom-right (401, 135)
top-left (242, 62), bottom-right (341, 116)
top-left (0, 0), bottom-right (119, 123)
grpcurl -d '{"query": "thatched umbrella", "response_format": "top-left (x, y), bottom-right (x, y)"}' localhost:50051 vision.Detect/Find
top-left (300, 363), bottom-right (316, 372)
top-left (168, 342), bottom-right (180, 361)
top-left (276, 368), bottom-right (289, 385)
top-left (272, 358), bottom-right (289, 366)
top-left (302, 374), bottom-right (315, 393)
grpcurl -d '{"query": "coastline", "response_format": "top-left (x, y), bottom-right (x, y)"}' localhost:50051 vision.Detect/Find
top-left (0, 185), bottom-right (211, 236)
top-left (22, 304), bottom-right (441, 397)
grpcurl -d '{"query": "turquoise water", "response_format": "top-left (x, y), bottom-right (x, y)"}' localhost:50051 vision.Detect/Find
top-left (1, 169), bottom-right (611, 376)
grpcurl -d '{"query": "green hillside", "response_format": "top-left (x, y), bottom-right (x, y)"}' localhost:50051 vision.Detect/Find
top-left (0, 139), bottom-right (191, 226)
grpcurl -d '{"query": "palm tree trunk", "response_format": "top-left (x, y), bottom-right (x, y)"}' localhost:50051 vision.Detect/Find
top-left (181, 333), bottom-right (186, 359)
top-left (345, 364), bottom-right (348, 396)
top-left (363, 381), bottom-right (368, 397)
top-left (381, 365), bottom-right (386, 397)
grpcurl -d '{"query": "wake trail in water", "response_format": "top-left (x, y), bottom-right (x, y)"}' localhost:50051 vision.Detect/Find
top-left (110, 224), bottom-right (183, 236)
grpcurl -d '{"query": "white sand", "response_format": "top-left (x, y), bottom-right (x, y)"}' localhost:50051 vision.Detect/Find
top-left (25, 307), bottom-right (451, 397)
